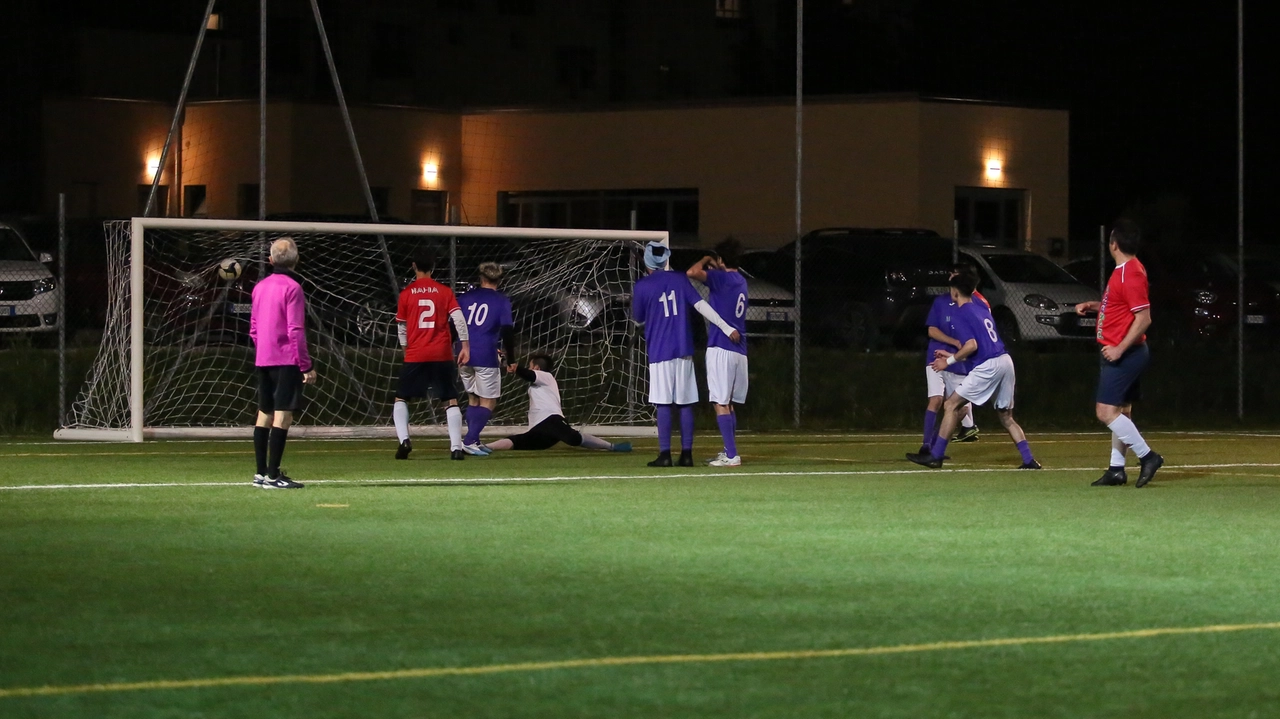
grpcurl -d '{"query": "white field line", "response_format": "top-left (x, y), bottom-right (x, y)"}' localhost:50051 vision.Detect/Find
top-left (3, 463), bottom-right (1279, 491)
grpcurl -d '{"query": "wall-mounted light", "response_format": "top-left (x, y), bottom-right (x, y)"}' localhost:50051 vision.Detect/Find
top-left (985, 157), bottom-right (1003, 181)
top-left (423, 162), bottom-right (439, 184)
top-left (207, 13), bottom-right (222, 31)
top-left (146, 156), bottom-right (161, 180)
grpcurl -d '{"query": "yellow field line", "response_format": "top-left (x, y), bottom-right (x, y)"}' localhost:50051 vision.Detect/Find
top-left (3, 621), bottom-right (1278, 699)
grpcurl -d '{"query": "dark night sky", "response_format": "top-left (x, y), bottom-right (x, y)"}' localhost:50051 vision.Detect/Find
top-left (1, 0), bottom-right (1269, 247)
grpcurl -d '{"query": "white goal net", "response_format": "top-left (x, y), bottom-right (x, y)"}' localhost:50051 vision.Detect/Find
top-left (60, 218), bottom-right (664, 441)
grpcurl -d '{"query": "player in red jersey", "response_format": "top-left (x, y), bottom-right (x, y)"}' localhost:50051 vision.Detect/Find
top-left (392, 250), bottom-right (471, 461)
top-left (1075, 219), bottom-right (1162, 488)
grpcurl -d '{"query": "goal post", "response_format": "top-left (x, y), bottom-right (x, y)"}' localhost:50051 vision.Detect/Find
top-left (58, 217), bottom-right (667, 441)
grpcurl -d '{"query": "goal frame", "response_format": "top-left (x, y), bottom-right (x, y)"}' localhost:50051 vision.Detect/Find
top-left (56, 217), bottom-right (668, 442)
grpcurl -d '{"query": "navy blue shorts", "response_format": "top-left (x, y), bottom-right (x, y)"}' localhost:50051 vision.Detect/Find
top-left (397, 361), bottom-right (459, 402)
top-left (1096, 343), bottom-right (1149, 407)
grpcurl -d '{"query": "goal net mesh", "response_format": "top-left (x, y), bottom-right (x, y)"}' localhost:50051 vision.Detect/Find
top-left (66, 220), bottom-right (651, 435)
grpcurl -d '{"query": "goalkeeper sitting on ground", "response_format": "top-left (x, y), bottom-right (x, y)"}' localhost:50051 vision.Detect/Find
top-left (482, 353), bottom-right (632, 454)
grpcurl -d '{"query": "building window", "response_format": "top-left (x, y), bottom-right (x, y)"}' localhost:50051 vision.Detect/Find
top-left (955, 187), bottom-right (1025, 249)
top-left (411, 190), bottom-right (448, 225)
top-left (137, 185), bottom-right (169, 217)
top-left (183, 185), bottom-right (208, 218)
top-left (499, 189), bottom-right (699, 241)
top-left (238, 184), bottom-right (261, 218)
top-left (370, 187), bottom-right (391, 218)
top-left (715, 0), bottom-right (742, 20)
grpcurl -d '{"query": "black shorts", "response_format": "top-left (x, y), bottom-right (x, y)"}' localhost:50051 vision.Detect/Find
top-left (508, 415), bottom-right (583, 451)
top-left (1096, 343), bottom-right (1149, 407)
top-left (258, 365), bottom-right (305, 413)
top-left (397, 361), bottom-right (459, 402)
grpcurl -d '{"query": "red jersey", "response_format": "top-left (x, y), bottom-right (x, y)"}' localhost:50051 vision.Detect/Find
top-left (1098, 258), bottom-right (1150, 346)
top-left (973, 290), bottom-right (991, 309)
top-left (396, 277), bottom-right (461, 362)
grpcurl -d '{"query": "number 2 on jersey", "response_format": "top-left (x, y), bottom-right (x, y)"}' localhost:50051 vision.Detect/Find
top-left (417, 298), bottom-right (436, 329)
top-left (658, 289), bottom-right (679, 318)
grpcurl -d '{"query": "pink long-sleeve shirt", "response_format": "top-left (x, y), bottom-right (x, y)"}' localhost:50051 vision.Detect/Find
top-left (249, 271), bottom-right (312, 372)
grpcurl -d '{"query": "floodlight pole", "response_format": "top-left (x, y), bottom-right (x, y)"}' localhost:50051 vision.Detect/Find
top-left (144, 0), bottom-right (219, 218)
top-left (309, 0), bottom-right (400, 297)
top-left (1236, 0), bottom-right (1245, 420)
top-left (792, 0), bottom-right (804, 430)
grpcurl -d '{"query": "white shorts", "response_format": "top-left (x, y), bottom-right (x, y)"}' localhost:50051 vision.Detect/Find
top-left (460, 365), bottom-right (502, 400)
top-left (926, 365), bottom-right (966, 398)
top-left (956, 354), bottom-right (1016, 410)
top-left (648, 357), bottom-right (699, 406)
top-left (706, 347), bottom-right (748, 405)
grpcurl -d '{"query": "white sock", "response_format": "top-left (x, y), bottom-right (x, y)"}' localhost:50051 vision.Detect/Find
top-left (1110, 433), bottom-right (1127, 468)
top-left (579, 433), bottom-right (612, 451)
top-left (446, 405), bottom-right (463, 450)
top-left (961, 406), bottom-right (975, 429)
top-left (1107, 415), bottom-right (1150, 458)
top-left (393, 401), bottom-right (410, 443)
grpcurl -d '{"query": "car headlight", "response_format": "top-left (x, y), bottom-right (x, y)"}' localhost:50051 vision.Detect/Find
top-left (1023, 294), bottom-right (1058, 311)
top-left (1196, 290), bottom-right (1218, 305)
top-left (32, 277), bottom-right (56, 295)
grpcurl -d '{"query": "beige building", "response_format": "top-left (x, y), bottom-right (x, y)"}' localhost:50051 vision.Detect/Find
top-left (43, 94), bottom-right (1067, 251)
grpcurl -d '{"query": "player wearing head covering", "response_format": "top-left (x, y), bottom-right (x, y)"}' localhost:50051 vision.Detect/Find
top-left (455, 262), bottom-right (515, 456)
top-left (686, 238), bottom-right (749, 467)
top-left (392, 249), bottom-right (470, 461)
top-left (908, 270), bottom-right (1040, 470)
top-left (249, 237), bottom-right (315, 489)
top-left (632, 241), bottom-right (741, 467)
top-left (482, 353), bottom-right (632, 454)
top-left (1074, 218), bottom-right (1162, 488)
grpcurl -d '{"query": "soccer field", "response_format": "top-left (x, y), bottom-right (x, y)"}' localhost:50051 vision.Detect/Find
top-left (2, 431), bottom-right (1279, 718)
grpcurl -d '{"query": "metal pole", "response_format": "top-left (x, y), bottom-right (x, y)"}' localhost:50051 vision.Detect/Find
top-left (1098, 224), bottom-right (1106, 296)
top-left (259, 0), bottom-right (267, 221)
top-left (792, 0), bottom-right (803, 430)
top-left (58, 193), bottom-right (67, 428)
top-left (145, 0), bottom-right (218, 218)
top-left (1237, 0), bottom-right (1245, 420)
top-left (309, 0), bottom-right (399, 296)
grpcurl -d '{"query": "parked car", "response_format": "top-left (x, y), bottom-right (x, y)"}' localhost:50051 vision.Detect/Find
top-left (748, 228), bottom-right (954, 349)
top-left (960, 247), bottom-right (1099, 343)
top-left (668, 248), bottom-right (796, 338)
top-left (0, 221), bottom-right (62, 335)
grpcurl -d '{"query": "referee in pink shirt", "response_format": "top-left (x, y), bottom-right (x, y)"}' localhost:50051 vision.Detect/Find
top-left (249, 238), bottom-right (316, 489)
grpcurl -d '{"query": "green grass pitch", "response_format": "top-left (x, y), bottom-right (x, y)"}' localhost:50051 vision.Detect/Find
top-left (2, 431), bottom-right (1279, 717)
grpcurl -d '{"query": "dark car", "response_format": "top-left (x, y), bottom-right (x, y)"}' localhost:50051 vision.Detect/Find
top-left (749, 228), bottom-right (954, 349)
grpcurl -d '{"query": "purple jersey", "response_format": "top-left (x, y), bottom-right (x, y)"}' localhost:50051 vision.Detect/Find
top-left (632, 270), bottom-right (704, 363)
top-left (925, 294), bottom-right (969, 375)
top-left (456, 287), bottom-right (513, 368)
top-left (953, 298), bottom-right (1007, 367)
top-left (703, 269), bottom-right (748, 355)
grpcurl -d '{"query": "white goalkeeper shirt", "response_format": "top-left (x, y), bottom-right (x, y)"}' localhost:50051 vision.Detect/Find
top-left (526, 370), bottom-right (563, 427)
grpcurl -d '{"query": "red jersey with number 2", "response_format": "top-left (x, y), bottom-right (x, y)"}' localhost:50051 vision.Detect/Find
top-left (1098, 258), bottom-right (1150, 347)
top-left (396, 277), bottom-right (461, 362)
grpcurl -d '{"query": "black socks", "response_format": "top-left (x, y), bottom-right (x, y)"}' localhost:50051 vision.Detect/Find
top-left (254, 426), bottom-right (270, 475)
top-left (268, 427), bottom-right (289, 478)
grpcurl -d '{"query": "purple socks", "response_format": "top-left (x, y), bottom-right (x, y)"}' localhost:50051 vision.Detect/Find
top-left (931, 437), bottom-right (949, 460)
top-left (717, 413), bottom-right (737, 458)
top-left (679, 405), bottom-right (695, 451)
top-left (922, 410), bottom-right (938, 447)
top-left (1016, 440), bottom-right (1034, 464)
top-left (656, 405), bottom-right (673, 452)
top-left (464, 405), bottom-right (492, 446)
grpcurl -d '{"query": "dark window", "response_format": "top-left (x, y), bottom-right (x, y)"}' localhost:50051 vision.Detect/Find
top-left (183, 185), bottom-right (208, 218)
top-left (715, 0), bottom-right (742, 20)
top-left (238, 184), bottom-right (261, 218)
top-left (370, 187), bottom-right (391, 218)
top-left (372, 23), bottom-right (413, 80)
top-left (411, 190), bottom-right (447, 224)
top-left (499, 189), bottom-right (698, 240)
top-left (137, 185), bottom-right (169, 217)
top-left (954, 187), bottom-right (1025, 249)
top-left (671, 200), bottom-right (699, 235)
top-left (569, 199), bottom-right (600, 229)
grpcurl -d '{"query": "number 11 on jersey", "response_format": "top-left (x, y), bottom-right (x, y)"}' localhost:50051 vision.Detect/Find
top-left (658, 289), bottom-right (679, 317)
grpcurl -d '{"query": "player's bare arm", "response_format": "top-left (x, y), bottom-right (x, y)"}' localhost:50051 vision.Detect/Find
top-left (1076, 300), bottom-right (1101, 315)
top-left (927, 326), bottom-right (962, 349)
top-left (686, 255), bottom-right (716, 283)
top-left (1102, 308), bottom-right (1151, 362)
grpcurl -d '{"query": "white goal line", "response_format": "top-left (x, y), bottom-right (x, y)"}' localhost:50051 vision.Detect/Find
top-left (53, 425), bottom-right (658, 442)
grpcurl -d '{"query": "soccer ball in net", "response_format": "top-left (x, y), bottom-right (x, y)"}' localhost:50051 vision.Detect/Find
top-left (216, 258), bottom-right (243, 282)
